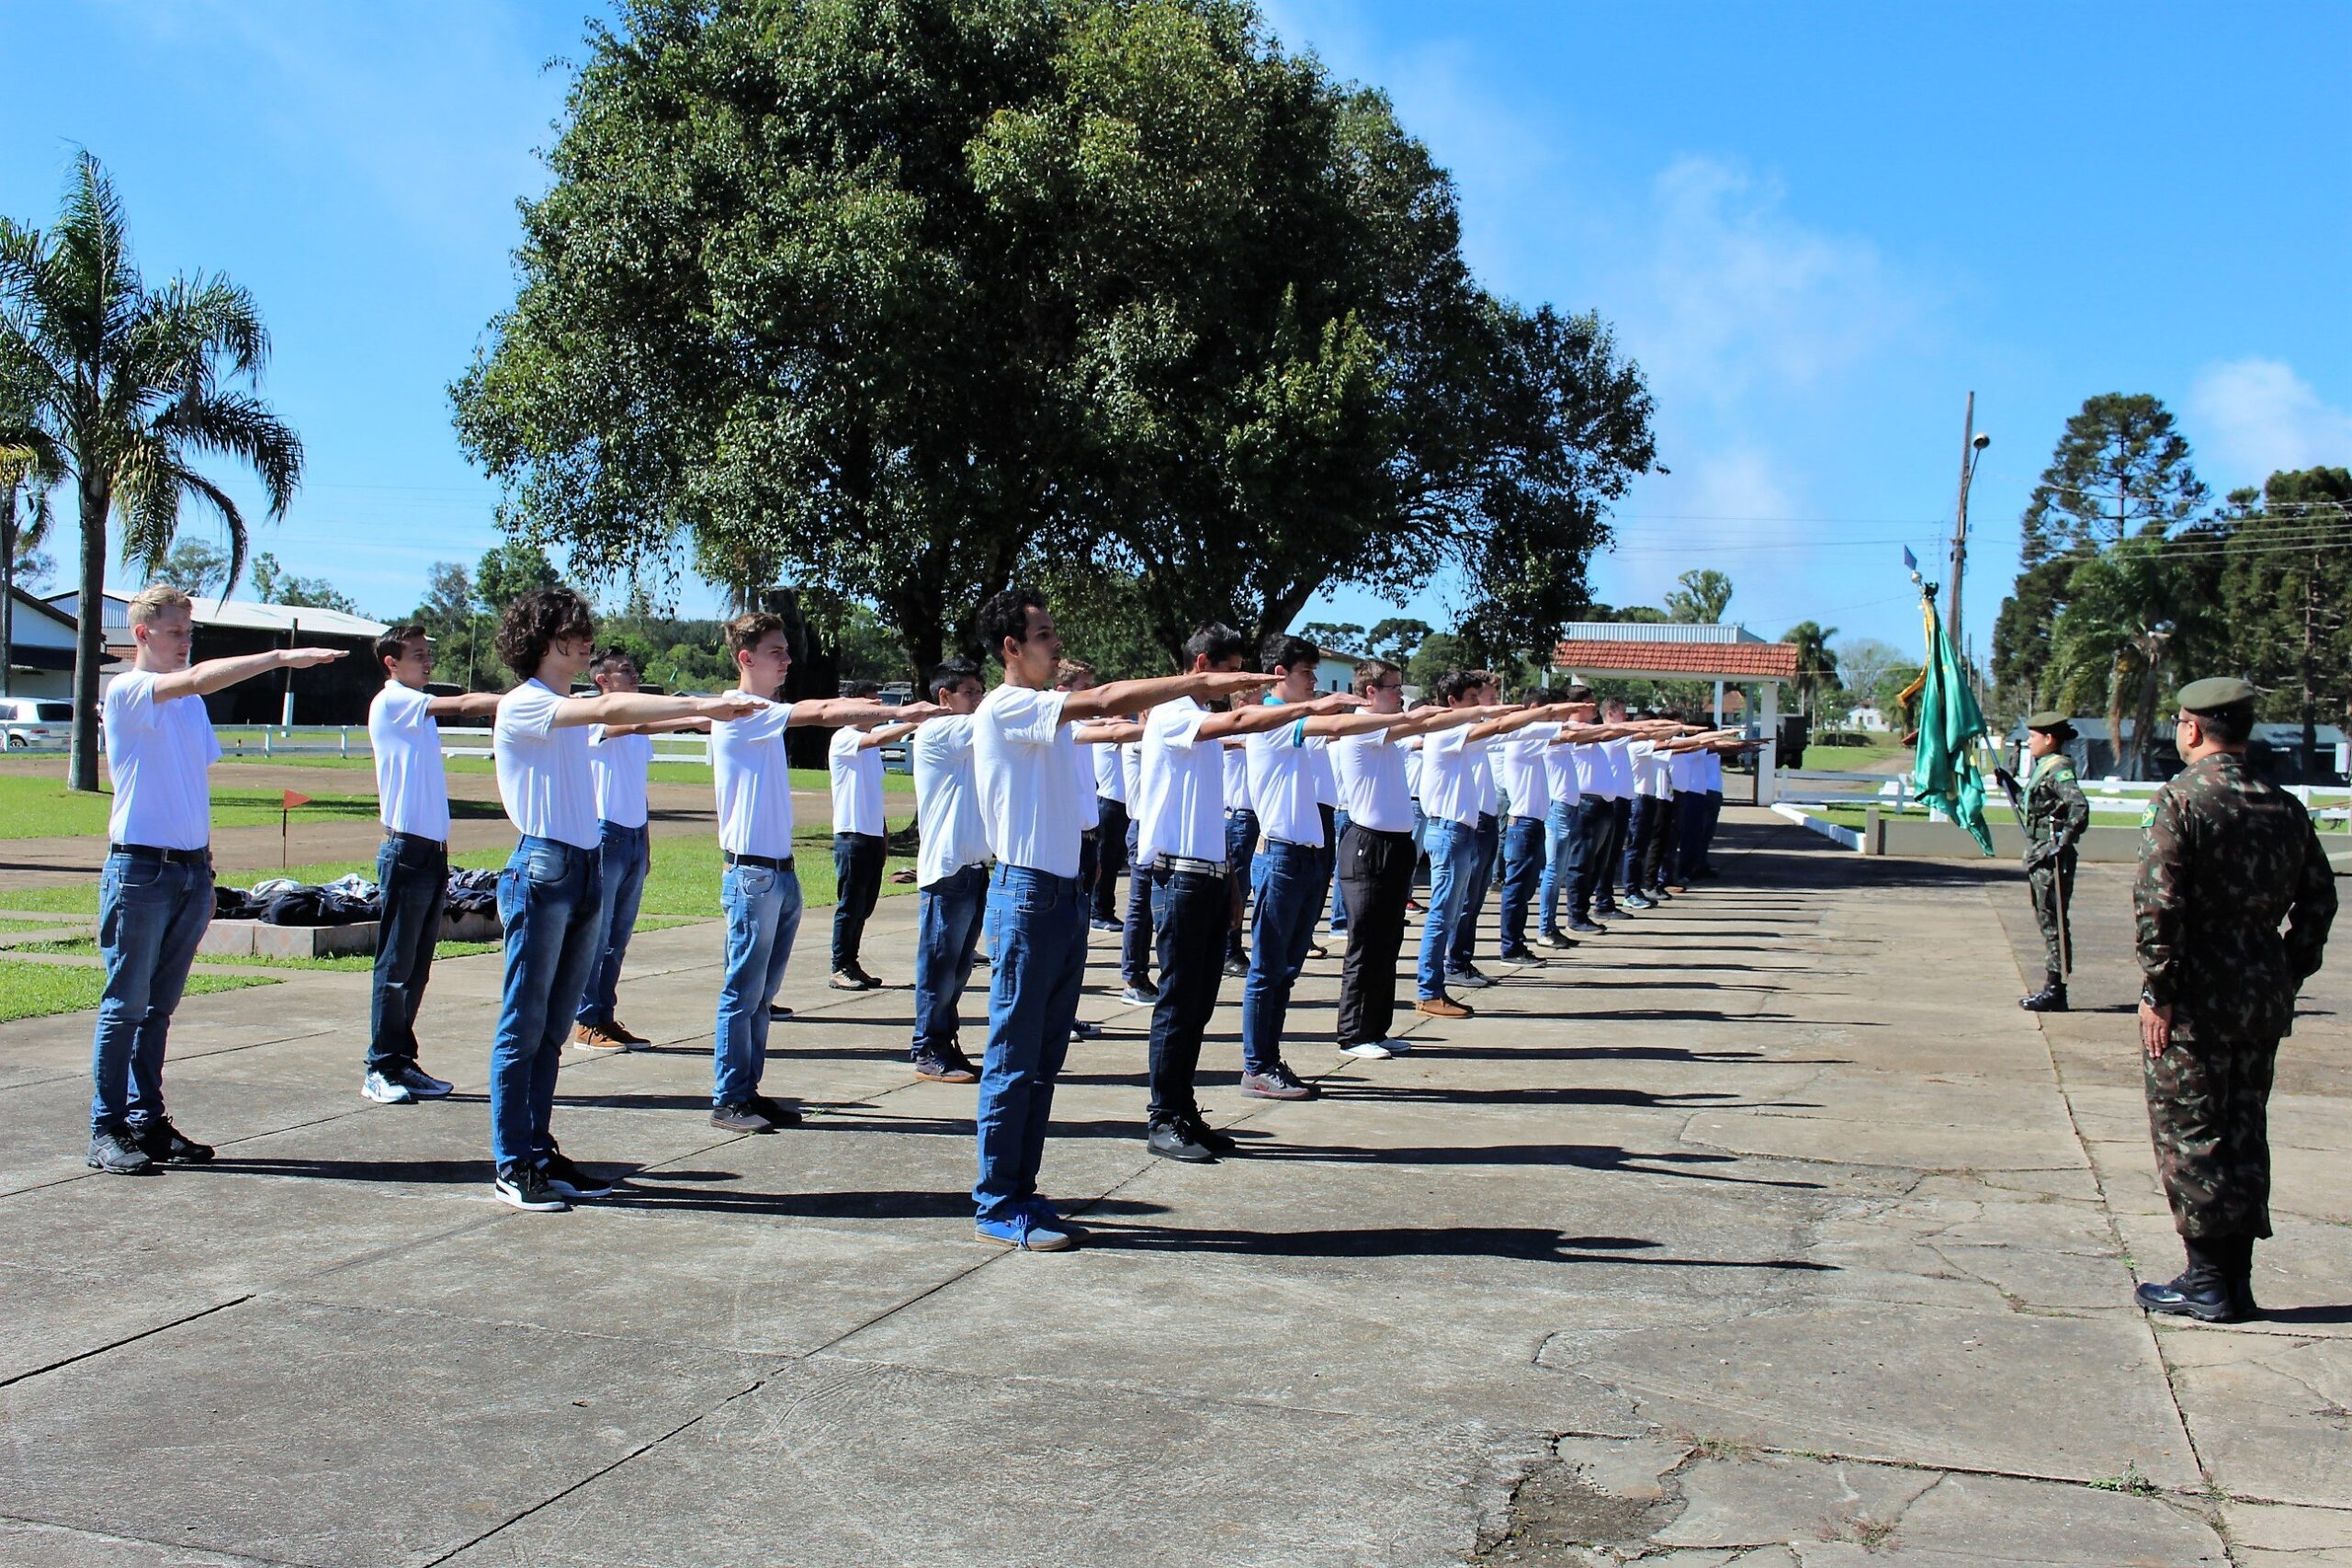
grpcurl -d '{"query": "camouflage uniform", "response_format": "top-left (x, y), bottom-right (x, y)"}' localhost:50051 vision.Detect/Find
top-left (2134, 751), bottom-right (2336, 1239)
top-left (2023, 750), bottom-right (2089, 976)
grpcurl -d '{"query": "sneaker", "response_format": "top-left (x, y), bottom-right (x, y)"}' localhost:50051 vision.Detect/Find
top-left (538, 1146), bottom-right (616, 1200)
top-left (1533, 930), bottom-right (1574, 950)
top-left (1147, 1120), bottom-right (1216, 1163)
top-left (572, 1022), bottom-right (630, 1051)
top-left (1306, 942), bottom-right (1329, 960)
top-left (711, 1100), bottom-right (783, 1133)
top-left (1405, 898), bottom-right (1424, 915)
top-left (493, 1161), bottom-right (569, 1212)
top-left (1623, 894), bottom-right (1657, 910)
top-left (1069, 1020), bottom-right (1101, 1041)
top-left (1566, 916), bottom-right (1607, 935)
top-left (1416, 995), bottom-right (1472, 1020)
top-left (829, 970), bottom-right (873, 991)
top-left (1089, 917), bottom-right (1124, 932)
top-left (363, 1069), bottom-right (415, 1105)
top-left (975, 1211), bottom-right (1075, 1251)
top-left (1496, 947), bottom-right (1544, 965)
top-left (912, 1049), bottom-right (979, 1084)
top-left (768, 1002), bottom-right (795, 1020)
top-left (132, 1119), bottom-right (213, 1164)
top-left (85, 1126), bottom-right (153, 1174)
top-left (1183, 1113), bottom-right (1239, 1153)
top-left (1376, 1036), bottom-right (1413, 1056)
top-left (1592, 901), bottom-right (1622, 917)
top-left (1025, 1195), bottom-right (1086, 1238)
top-left (1120, 981), bottom-right (1160, 1006)
top-left (605, 1020), bottom-right (652, 1050)
top-left (1447, 965), bottom-right (1495, 989)
top-left (749, 1092), bottom-right (803, 1127)
top-left (1240, 1063), bottom-right (1317, 1100)
top-left (1340, 1040), bottom-right (1395, 1059)
top-left (395, 1064), bottom-right (454, 1098)
top-left (1222, 955), bottom-right (1250, 978)
top-left (851, 965), bottom-right (884, 988)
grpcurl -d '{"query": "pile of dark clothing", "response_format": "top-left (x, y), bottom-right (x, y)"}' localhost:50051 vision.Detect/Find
top-left (214, 874), bottom-right (381, 927)
top-left (444, 868), bottom-right (499, 918)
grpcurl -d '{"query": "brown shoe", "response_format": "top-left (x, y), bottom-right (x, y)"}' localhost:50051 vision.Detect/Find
top-left (572, 1022), bottom-right (628, 1051)
top-left (605, 1020), bottom-right (652, 1051)
top-left (1416, 995), bottom-right (1472, 1020)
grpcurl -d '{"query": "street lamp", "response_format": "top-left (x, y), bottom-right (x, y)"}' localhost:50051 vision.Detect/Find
top-left (1948, 403), bottom-right (1990, 666)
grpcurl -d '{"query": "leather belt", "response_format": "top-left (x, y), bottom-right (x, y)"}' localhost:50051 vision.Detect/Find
top-left (385, 830), bottom-right (447, 851)
top-left (109, 842), bottom-right (209, 866)
top-left (1152, 854), bottom-right (1225, 877)
top-left (1264, 835), bottom-right (1318, 851)
top-left (723, 851), bottom-right (796, 872)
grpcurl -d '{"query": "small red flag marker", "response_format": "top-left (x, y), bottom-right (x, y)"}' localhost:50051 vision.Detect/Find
top-left (279, 790), bottom-right (312, 867)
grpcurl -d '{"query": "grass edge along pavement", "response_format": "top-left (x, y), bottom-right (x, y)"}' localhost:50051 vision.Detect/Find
top-left (0, 958), bottom-right (279, 1022)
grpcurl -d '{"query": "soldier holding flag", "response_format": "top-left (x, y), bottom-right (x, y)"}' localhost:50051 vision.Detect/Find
top-left (2017, 712), bottom-right (2088, 1012)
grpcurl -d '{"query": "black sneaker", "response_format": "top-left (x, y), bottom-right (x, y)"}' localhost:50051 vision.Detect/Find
top-left (711, 1100), bottom-right (781, 1133)
top-left (538, 1146), bottom-right (616, 1200)
top-left (1533, 930), bottom-right (1575, 950)
top-left (1147, 1120), bottom-right (1216, 1163)
top-left (749, 1093), bottom-right (804, 1127)
top-left (1240, 1063), bottom-right (1317, 1100)
top-left (86, 1126), bottom-right (153, 1174)
top-left (1119, 981), bottom-right (1160, 1006)
top-left (1566, 916), bottom-right (1607, 935)
top-left (912, 1049), bottom-right (979, 1084)
top-left (851, 965), bottom-right (884, 989)
top-left (1183, 1113), bottom-right (1239, 1154)
top-left (132, 1119), bottom-right (214, 1164)
top-left (1447, 965), bottom-right (1496, 989)
top-left (1496, 947), bottom-right (1544, 965)
top-left (493, 1161), bottom-right (569, 1212)
top-left (1222, 955), bottom-right (1250, 978)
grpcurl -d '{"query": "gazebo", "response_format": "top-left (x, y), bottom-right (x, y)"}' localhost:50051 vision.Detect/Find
top-left (1550, 622), bottom-right (1801, 802)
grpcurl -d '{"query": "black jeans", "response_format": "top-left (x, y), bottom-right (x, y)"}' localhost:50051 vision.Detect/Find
top-left (1121, 816), bottom-right (1155, 984)
top-left (1336, 824), bottom-right (1416, 1047)
top-left (369, 833), bottom-right (447, 1073)
top-left (1091, 796), bottom-right (1129, 921)
top-left (1146, 864), bottom-right (1231, 1125)
top-left (831, 831), bottom-right (886, 973)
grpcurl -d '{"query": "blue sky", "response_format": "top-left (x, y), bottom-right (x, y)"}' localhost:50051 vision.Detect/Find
top-left (6, 1), bottom-right (2349, 665)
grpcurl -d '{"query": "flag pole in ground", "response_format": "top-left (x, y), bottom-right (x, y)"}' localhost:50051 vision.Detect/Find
top-left (279, 787), bottom-right (312, 869)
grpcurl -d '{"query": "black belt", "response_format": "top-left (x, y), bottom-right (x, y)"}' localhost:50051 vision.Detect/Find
top-left (385, 830), bottom-right (447, 852)
top-left (110, 842), bottom-right (209, 866)
top-left (1153, 853), bottom-right (1225, 877)
top-left (1264, 834), bottom-right (1318, 851)
top-left (724, 851), bottom-right (796, 872)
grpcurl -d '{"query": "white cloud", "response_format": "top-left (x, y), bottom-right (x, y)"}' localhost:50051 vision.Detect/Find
top-left (2187, 357), bottom-right (2352, 483)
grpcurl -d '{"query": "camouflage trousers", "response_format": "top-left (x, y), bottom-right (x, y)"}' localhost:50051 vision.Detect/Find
top-left (2027, 852), bottom-right (2075, 976)
top-left (2143, 1033), bottom-right (2278, 1239)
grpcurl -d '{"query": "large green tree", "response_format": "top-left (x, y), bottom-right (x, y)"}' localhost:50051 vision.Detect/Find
top-left (1, 360), bottom-right (62, 700)
top-left (2213, 468), bottom-right (2352, 768)
top-left (1991, 555), bottom-right (2075, 713)
top-left (454, 0), bottom-right (1651, 682)
top-left (2045, 535), bottom-right (2211, 779)
top-left (0, 155), bottom-right (303, 789)
top-left (1664, 568), bottom-right (1733, 624)
top-left (1781, 619), bottom-right (1840, 718)
top-left (2018, 392), bottom-right (2208, 568)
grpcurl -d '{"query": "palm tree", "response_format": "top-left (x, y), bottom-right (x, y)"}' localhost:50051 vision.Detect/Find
top-left (1781, 620), bottom-right (1839, 720)
top-left (0, 417), bottom-right (64, 701)
top-left (2046, 536), bottom-right (2188, 780)
top-left (0, 154), bottom-right (302, 789)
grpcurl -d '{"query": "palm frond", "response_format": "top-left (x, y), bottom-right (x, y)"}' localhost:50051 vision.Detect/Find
top-left (156, 389), bottom-right (302, 517)
top-left (166, 463), bottom-right (251, 599)
top-left (112, 430), bottom-right (181, 575)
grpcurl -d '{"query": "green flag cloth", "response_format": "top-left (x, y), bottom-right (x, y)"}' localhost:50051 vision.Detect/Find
top-left (1910, 594), bottom-right (1995, 855)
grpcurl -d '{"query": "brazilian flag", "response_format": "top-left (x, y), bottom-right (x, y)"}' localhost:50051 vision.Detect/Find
top-left (1909, 594), bottom-right (1995, 855)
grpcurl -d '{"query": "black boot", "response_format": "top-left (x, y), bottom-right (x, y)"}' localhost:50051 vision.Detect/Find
top-left (2018, 972), bottom-right (2069, 1012)
top-left (2135, 1238), bottom-right (2240, 1322)
top-left (2221, 1235), bottom-right (2262, 1321)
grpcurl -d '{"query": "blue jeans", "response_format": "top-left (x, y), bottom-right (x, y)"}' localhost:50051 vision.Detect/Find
top-left (715, 859), bottom-right (804, 1106)
top-left (492, 838), bottom-right (603, 1168)
top-left (1622, 795), bottom-right (1665, 893)
top-left (1121, 816), bottom-right (1155, 985)
top-left (1416, 818), bottom-right (1476, 1000)
top-left (1324, 808), bottom-right (1351, 931)
top-left (371, 833), bottom-right (447, 1072)
top-left (1447, 811), bottom-right (1498, 972)
top-left (1537, 799), bottom-right (1578, 937)
top-left (1496, 814), bottom-right (1547, 954)
top-left (1223, 808), bottom-right (1259, 960)
top-left (972, 866), bottom-right (1084, 1224)
top-left (89, 849), bottom-right (214, 1132)
top-left (1148, 864), bottom-right (1232, 1122)
top-left (1241, 840), bottom-right (1322, 1072)
top-left (913, 863), bottom-right (988, 1056)
top-left (1091, 797), bottom-right (1129, 922)
top-left (576, 819), bottom-right (649, 1027)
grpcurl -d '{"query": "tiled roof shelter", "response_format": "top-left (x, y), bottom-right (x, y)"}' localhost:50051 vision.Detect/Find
top-left (1549, 622), bottom-right (1798, 800)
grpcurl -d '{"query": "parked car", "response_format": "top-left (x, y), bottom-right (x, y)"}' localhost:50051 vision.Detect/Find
top-left (0, 697), bottom-right (74, 749)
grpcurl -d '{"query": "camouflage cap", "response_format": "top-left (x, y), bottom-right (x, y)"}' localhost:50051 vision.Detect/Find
top-left (2024, 710), bottom-right (2075, 734)
top-left (2177, 676), bottom-right (2258, 713)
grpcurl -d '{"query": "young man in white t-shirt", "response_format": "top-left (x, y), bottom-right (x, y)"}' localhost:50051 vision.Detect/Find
top-left (571, 647), bottom-right (707, 1052)
top-left (908, 659), bottom-right (989, 1083)
top-left (364, 625), bottom-right (499, 1106)
top-left (86, 584), bottom-right (345, 1174)
top-left (825, 682), bottom-right (924, 991)
top-left (968, 591), bottom-right (1272, 1247)
top-left (710, 614), bottom-right (938, 1136)
top-left (487, 590), bottom-right (761, 1213)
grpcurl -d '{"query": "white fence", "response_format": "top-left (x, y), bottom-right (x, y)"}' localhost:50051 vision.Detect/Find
top-left (1775, 767), bottom-right (2352, 829)
top-left (204, 723), bottom-right (907, 773)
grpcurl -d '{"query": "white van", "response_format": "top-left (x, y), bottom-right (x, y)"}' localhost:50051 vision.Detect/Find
top-left (0, 698), bottom-right (74, 749)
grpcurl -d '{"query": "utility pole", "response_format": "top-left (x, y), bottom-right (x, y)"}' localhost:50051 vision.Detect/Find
top-left (1947, 392), bottom-right (1975, 649)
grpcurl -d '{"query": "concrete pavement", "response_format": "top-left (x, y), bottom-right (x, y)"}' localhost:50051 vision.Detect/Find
top-left (0, 809), bottom-right (2342, 1566)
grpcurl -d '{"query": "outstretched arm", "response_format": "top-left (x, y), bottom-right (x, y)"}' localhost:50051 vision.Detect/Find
top-left (594, 714), bottom-right (711, 738)
top-left (151, 646), bottom-right (346, 703)
top-left (554, 691), bottom-right (765, 729)
top-left (852, 720), bottom-right (924, 750)
top-left (1060, 670), bottom-right (1273, 724)
top-left (1199, 691), bottom-right (1363, 739)
top-left (786, 698), bottom-right (944, 729)
top-left (1074, 720), bottom-right (1144, 746)
top-left (426, 691), bottom-right (504, 721)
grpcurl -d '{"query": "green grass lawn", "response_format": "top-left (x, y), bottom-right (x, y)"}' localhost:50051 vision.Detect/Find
top-left (1789, 740), bottom-right (1913, 773)
top-left (202, 751), bottom-right (912, 794)
top-left (1811, 801), bottom-right (2023, 828)
top-left (0, 916), bottom-right (77, 933)
top-left (0, 821), bottom-right (918, 919)
top-left (0, 958), bottom-right (279, 1022)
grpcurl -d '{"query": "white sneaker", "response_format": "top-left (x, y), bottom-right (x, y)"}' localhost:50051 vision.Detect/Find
top-left (1340, 1042), bottom-right (1392, 1060)
top-left (362, 1070), bottom-right (414, 1105)
top-left (1376, 1037), bottom-right (1413, 1056)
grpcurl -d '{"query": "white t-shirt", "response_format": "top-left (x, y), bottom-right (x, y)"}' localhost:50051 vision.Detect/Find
top-left (1495, 726), bottom-right (1554, 822)
top-left (711, 698), bottom-right (796, 859)
top-left (1628, 740), bottom-right (1673, 800)
top-left (1703, 750), bottom-right (1725, 791)
top-left (494, 679), bottom-right (597, 850)
top-left (103, 669), bottom-right (220, 851)
top-left (1470, 739), bottom-right (1497, 818)
top-left (1570, 737), bottom-right (1611, 800)
top-left (1244, 713), bottom-right (1324, 846)
top-left (1093, 739), bottom-right (1126, 803)
top-left (1417, 724), bottom-right (1483, 828)
top-left (973, 683), bottom-right (1080, 877)
top-left (911, 714), bottom-right (988, 887)
top-left (1331, 728), bottom-right (1414, 834)
top-left (1598, 737), bottom-right (1636, 799)
top-left (1544, 735), bottom-right (1583, 811)
top-left (1120, 740), bottom-right (1143, 808)
top-left (1308, 743), bottom-right (1339, 809)
top-left (587, 726), bottom-right (652, 829)
top-left (370, 681), bottom-right (448, 840)
top-left (828, 725), bottom-right (888, 838)
top-left (1668, 749), bottom-right (1703, 793)
top-left (1220, 741), bottom-right (1252, 815)
top-left (1138, 697), bottom-right (1226, 863)
top-left (1068, 735), bottom-right (1100, 829)
top-left (1403, 737), bottom-right (1424, 803)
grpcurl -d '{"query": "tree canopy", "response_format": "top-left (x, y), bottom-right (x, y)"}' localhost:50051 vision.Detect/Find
top-left (2018, 392), bottom-right (2208, 569)
top-left (453, 0), bottom-right (1652, 682)
top-left (1664, 568), bottom-right (1733, 625)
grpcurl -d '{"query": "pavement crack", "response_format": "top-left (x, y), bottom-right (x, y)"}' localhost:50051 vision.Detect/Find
top-left (0, 1292), bottom-right (254, 1391)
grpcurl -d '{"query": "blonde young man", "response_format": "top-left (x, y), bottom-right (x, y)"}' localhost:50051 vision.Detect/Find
top-left (87, 585), bottom-right (345, 1173)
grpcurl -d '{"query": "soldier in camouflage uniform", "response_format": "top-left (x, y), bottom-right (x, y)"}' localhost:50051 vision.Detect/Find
top-left (2132, 677), bottom-right (2336, 1323)
top-left (2018, 712), bottom-right (2089, 1011)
